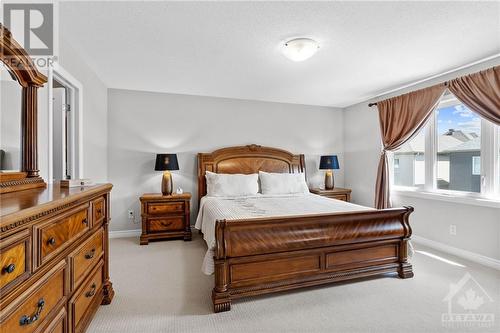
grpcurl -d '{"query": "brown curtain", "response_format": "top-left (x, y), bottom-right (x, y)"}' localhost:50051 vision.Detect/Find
top-left (375, 84), bottom-right (446, 209)
top-left (448, 66), bottom-right (500, 126)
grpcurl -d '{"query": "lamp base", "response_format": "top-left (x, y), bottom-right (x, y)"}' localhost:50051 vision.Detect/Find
top-left (161, 171), bottom-right (173, 196)
top-left (324, 170), bottom-right (334, 190)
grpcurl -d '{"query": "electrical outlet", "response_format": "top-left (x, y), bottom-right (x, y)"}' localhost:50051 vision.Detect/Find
top-left (449, 224), bottom-right (457, 236)
top-left (128, 210), bottom-right (139, 224)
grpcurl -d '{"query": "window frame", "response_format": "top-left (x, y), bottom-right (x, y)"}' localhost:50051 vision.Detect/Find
top-left (472, 156), bottom-right (481, 176)
top-left (391, 94), bottom-right (500, 204)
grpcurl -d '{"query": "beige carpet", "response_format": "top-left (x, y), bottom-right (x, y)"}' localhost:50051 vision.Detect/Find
top-left (88, 233), bottom-right (499, 333)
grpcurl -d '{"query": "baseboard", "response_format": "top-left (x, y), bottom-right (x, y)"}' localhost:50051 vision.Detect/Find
top-left (109, 229), bottom-right (141, 239)
top-left (412, 235), bottom-right (500, 271)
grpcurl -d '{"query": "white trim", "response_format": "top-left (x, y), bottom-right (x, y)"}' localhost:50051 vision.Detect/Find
top-left (109, 229), bottom-right (141, 239)
top-left (412, 235), bottom-right (500, 271)
top-left (47, 63), bottom-right (84, 182)
top-left (425, 111), bottom-right (436, 191)
top-left (393, 188), bottom-right (500, 208)
top-left (47, 69), bottom-right (54, 183)
top-left (481, 118), bottom-right (494, 194)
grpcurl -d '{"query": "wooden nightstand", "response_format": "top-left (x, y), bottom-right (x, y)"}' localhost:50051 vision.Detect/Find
top-left (310, 188), bottom-right (352, 202)
top-left (139, 193), bottom-right (192, 245)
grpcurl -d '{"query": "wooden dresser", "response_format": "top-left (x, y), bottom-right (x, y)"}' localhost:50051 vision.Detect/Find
top-left (139, 193), bottom-right (191, 245)
top-left (0, 184), bottom-right (114, 333)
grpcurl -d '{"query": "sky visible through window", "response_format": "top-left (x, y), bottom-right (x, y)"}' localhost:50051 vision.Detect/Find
top-left (437, 104), bottom-right (480, 136)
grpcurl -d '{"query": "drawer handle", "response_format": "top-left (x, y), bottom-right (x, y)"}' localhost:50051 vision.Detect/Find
top-left (82, 218), bottom-right (88, 225)
top-left (3, 263), bottom-right (16, 274)
top-left (47, 237), bottom-right (56, 246)
top-left (19, 298), bottom-right (45, 326)
top-left (85, 248), bottom-right (96, 259)
top-left (97, 208), bottom-right (102, 214)
top-left (161, 221), bottom-right (173, 227)
top-left (85, 283), bottom-right (97, 298)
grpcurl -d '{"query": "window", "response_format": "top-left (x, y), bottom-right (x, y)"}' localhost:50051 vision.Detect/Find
top-left (392, 91), bottom-right (500, 200)
top-left (392, 123), bottom-right (427, 188)
top-left (394, 158), bottom-right (400, 169)
top-left (436, 99), bottom-right (481, 193)
top-left (472, 156), bottom-right (481, 175)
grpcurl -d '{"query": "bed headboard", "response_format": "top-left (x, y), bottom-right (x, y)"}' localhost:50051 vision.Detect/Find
top-left (197, 144), bottom-right (305, 203)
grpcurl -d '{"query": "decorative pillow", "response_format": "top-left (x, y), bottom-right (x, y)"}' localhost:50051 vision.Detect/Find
top-left (205, 171), bottom-right (259, 197)
top-left (259, 171), bottom-right (309, 195)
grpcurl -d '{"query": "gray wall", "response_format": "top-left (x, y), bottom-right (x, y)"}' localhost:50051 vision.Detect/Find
top-left (343, 58), bottom-right (500, 260)
top-left (107, 89), bottom-right (344, 231)
top-left (449, 152), bottom-right (480, 192)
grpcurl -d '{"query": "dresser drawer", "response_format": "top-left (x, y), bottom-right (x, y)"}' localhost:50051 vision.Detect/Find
top-left (330, 194), bottom-right (348, 201)
top-left (69, 228), bottom-right (103, 291)
top-left (36, 205), bottom-right (90, 266)
top-left (0, 261), bottom-right (65, 333)
top-left (70, 261), bottom-right (103, 333)
top-left (40, 307), bottom-right (66, 333)
top-left (147, 202), bottom-right (184, 215)
top-left (0, 230), bottom-right (30, 293)
top-left (148, 217), bottom-right (184, 232)
top-left (92, 197), bottom-right (105, 225)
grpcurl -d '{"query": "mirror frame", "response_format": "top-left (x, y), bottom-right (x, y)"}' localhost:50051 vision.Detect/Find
top-left (0, 24), bottom-right (47, 193)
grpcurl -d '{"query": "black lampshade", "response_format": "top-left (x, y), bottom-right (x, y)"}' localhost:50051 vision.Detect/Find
top-left (155, 154), bottom-right (179, 171)
top-left (319, 155), bottom-right (339, 170)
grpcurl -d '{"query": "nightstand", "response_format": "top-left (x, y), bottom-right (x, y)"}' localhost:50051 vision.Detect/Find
top-left (310, 188), bottom-right (352, 202)
top-left (139, 193), bottom-right (192, 245)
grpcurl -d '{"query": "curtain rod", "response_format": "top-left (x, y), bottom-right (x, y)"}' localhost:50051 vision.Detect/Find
top-left (367, 54), bottom-right (499, 108)
top-left (369, 82), bottom-right (453, 108)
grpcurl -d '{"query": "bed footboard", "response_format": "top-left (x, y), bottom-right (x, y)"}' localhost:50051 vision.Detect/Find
top-left (212, 207), bottom-right (414, 313)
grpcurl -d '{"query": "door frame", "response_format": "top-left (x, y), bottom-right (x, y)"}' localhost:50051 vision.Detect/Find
top-left (47, 63), bottom-right (83, 183)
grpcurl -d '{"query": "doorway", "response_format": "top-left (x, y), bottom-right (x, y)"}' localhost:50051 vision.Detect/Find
top-left (52, 78), bottom-right (71, 181)
top-left (49, 64), bottom-right (83, 183)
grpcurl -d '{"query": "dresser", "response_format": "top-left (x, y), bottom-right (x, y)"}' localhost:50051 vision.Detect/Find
top-left (0, 184), bottom-right (114, 333)
top-left (139, 193), bottom-right (191, 245)
top-left (310, 187), bottom-right (352, 202)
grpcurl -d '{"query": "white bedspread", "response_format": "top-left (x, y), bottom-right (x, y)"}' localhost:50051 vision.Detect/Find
top-left (195, 193), bottom-right (373, 275)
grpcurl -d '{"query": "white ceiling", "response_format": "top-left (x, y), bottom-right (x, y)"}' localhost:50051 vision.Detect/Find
top-left (59, 1), bottom-right (500, 107)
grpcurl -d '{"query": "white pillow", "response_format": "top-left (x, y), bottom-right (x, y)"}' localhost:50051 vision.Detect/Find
top-left (205, 171), bottom-right (259, 197)
top-left (259, 171), bottom-right (309, 195)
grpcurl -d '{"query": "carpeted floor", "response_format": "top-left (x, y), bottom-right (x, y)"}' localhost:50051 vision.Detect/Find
top-left (88, 233), bottom-right (499, 333)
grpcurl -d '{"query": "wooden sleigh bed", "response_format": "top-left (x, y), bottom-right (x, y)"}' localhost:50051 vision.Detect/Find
top-left (197, 144), bottom-right (414, 313)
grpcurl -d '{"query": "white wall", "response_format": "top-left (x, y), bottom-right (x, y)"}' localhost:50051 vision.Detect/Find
top-left (108, 89), bottom-right (344, 231)
top-left (35, 37), bottom-right (108, 183)
top-left (343, 58), bottom-right (500, 260)
top-left (53, 38), bottom-right (109, 182)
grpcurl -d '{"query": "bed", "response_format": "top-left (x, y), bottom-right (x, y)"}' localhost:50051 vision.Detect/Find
top-left (196, 144), bottom-right (413, 313)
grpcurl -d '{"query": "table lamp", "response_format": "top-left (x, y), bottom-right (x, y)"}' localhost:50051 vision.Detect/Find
top-left (155, 154), bottom-right (179, 195)
top-left (319, 155), bottom-right (339, 190)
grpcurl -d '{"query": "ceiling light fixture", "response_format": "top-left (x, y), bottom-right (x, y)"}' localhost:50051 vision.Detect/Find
top-left (282, 38), bottom-right (320, 62)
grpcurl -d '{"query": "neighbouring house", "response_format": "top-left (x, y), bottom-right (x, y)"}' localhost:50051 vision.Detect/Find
top-left (394, 129), bottom-right (480, 192)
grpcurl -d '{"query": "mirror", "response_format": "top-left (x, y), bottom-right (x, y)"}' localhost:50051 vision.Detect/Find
top-left (0, 24), bottom-right (47, 193)
top-left (0, 64), bottom-right (22, 171)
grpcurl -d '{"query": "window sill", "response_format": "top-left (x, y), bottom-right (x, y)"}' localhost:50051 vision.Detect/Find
top-left (392, 187), bottom-right (500, 209)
